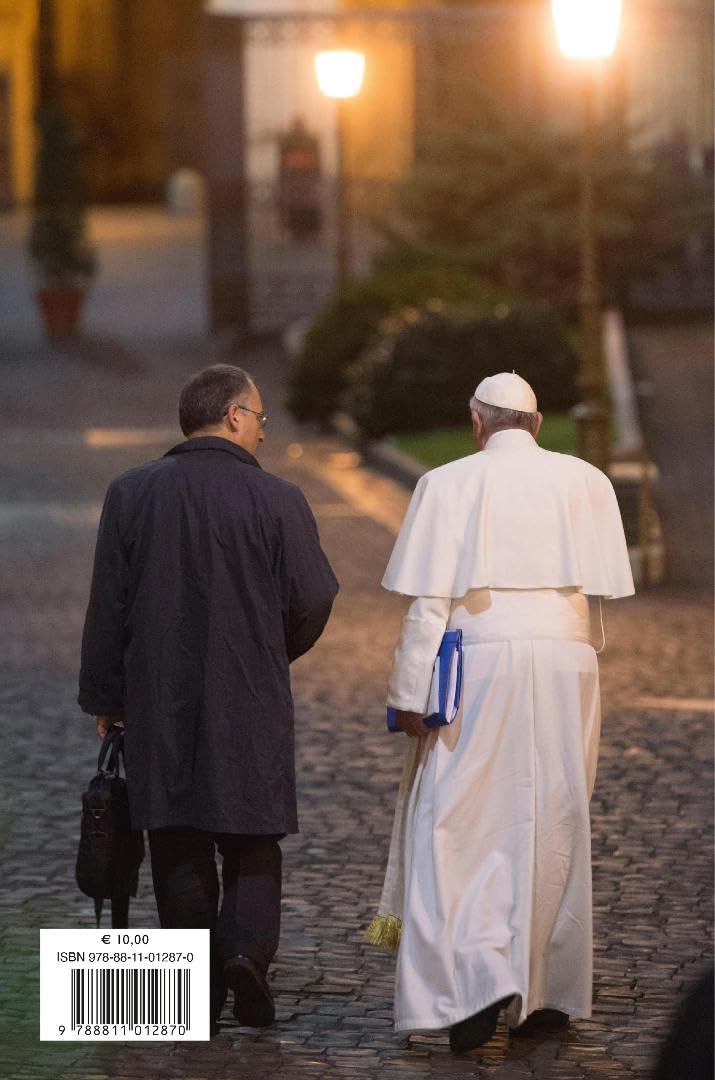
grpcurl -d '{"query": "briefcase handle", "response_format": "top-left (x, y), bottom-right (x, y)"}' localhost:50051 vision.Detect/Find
top-left (96, 723), bottom-right (125, 777)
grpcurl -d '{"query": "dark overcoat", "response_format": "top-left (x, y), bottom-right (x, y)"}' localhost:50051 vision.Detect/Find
top-left (78, 437), bottom-right (338, 834)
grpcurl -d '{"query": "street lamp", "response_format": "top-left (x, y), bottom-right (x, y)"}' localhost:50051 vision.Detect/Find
top-left (552, 0), bottom-right (622, 474)
top-left (314, 50), bottom-right (366, 285)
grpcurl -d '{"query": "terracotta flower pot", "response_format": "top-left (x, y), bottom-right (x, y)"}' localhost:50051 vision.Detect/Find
top-left (37, 285), bottom-right (87, 340)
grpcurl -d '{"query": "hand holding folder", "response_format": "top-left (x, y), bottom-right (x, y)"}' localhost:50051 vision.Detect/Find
top-left (387, 629), bottom-right (463, 732)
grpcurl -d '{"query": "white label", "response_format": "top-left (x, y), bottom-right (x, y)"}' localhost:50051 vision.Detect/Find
top-left (40, 929), bottom-right (210, 1041)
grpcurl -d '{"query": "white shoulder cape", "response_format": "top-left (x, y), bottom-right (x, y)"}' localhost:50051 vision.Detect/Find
top-left (382, 432), bottom-right (635, 599)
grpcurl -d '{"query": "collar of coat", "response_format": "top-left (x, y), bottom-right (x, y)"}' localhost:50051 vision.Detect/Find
top-left (483, 429), bottom-right (538, 453)
top-left (165, 435), bottom-right (262, 468)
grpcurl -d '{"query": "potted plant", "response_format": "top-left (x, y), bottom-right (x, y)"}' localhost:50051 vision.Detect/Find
top-left (29, 108), bottom-right (96, 339)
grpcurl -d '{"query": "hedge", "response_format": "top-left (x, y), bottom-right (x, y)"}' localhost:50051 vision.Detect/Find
top-left (342, 304), bottom-right (578, 439)
top-left (286, 265), bottom-right (511, 423)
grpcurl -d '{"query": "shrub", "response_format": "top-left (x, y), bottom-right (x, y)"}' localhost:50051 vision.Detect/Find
top-left (28, 109), bottom-right (96, 286)
top-left (343, 304), bottom-right (578, 439)
top-left (285, 265), bottom-right (508, 423)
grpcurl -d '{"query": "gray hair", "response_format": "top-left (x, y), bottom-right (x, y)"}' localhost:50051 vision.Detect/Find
top-left (179, 364), bottom-right (254, 436)
top-left (469, 395), bottom-right (540, 437)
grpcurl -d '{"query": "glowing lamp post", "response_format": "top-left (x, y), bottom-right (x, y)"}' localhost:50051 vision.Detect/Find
top-left (315, 50), bottom-right (366, 100)
top-left (552, 0), bottom-right (622, 474)
top-left (552, 0), bottom-right (622, 60)
top-left (315, 50), bottom-right (365, 285)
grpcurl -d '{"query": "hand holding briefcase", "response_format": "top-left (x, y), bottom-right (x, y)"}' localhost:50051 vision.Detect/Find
top-left (75, 724), bottom-right (144, 927)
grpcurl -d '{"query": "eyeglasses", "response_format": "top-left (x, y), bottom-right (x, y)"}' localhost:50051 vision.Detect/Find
top-left (236, 404), bottom-right (268, 428)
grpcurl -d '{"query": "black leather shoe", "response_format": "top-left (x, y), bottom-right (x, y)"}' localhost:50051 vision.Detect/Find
top-left (510, 1008), bottom-right (569, 1037)
top-left (449, 995), bottom-right (514, 1054)
top-left (223, 954), bottom-right (275, 1027)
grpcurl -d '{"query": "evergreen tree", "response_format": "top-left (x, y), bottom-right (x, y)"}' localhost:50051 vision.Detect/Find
top-left (29, 109), bottom-right (96, 285)
top-left (381, 102), bottom-right (712, 309)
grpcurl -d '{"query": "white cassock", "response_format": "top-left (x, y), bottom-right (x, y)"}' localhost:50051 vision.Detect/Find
top-left (370, 429), bottom-right (634, 1033)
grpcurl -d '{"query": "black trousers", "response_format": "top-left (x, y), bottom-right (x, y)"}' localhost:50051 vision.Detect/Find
top-left (148, 827), bottom-right (282, 1016)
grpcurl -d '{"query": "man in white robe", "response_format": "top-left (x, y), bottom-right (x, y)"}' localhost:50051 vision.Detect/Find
top-left (367, 372), bottom-right (634, 1053)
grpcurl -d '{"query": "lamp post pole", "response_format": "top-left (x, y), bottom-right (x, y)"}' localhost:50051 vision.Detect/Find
top-left (335, 97), bottom-right (350, 286)
top-left (576, 67), bottom-right (610, 474)
top-left (551, 0), bottom-right (621, 475)
top-left (314, 50), bottom-right (365, 290)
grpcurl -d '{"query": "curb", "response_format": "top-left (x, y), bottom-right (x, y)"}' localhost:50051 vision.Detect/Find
top-left (363, 440), bottom-right (427, 489)
top-left (331, 412), bottom-right (426, 490)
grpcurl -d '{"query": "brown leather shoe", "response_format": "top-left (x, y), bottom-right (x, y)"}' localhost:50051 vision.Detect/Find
top-left (510, 1008), bottom-right (569, 1037)
top-left (223, 954), bottom-right (276, 1027)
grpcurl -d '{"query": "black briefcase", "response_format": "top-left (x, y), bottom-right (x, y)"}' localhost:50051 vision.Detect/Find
top-left (75, 724), bottom-right (144, 927)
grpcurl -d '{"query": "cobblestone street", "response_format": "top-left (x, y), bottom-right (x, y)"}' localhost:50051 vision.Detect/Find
top-left (0, 211), bottom-right (712, 1080)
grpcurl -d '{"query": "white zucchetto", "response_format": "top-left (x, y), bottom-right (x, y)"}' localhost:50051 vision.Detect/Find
top-left (473, 372), bottom-right (538, 413)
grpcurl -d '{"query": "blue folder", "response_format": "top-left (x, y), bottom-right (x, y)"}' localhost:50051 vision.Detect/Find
top-left (387, 629), bottom-right (463, 732)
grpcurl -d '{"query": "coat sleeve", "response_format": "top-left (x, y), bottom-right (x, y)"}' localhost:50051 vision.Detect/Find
top-left (78, 479), bottom-right (131, 715)
top-left (278, 487), bottom-right (339, 663)
top-left (387, 595), bottom-right (451, 712)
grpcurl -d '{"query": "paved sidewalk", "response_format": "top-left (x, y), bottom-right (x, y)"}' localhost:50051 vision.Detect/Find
top-left (0, 209), bottom-right (712, 1080)
top-left (1, 208), bottom-right (207, 347)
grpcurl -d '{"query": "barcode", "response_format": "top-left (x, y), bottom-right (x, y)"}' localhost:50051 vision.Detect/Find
top-left (71, 968), bottom-right (191, 1028)
top-left (41, 929), bottom-right (209, 1040)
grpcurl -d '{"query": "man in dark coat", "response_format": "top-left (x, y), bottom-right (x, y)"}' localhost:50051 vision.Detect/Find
top-left (78, 364), bottom-right (338, 1031)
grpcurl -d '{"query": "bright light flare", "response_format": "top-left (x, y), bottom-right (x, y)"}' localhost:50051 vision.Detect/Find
top-left (552, 0), bottom-right (622, 59)
top-left (314, 50), bottom-right (365, 99)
